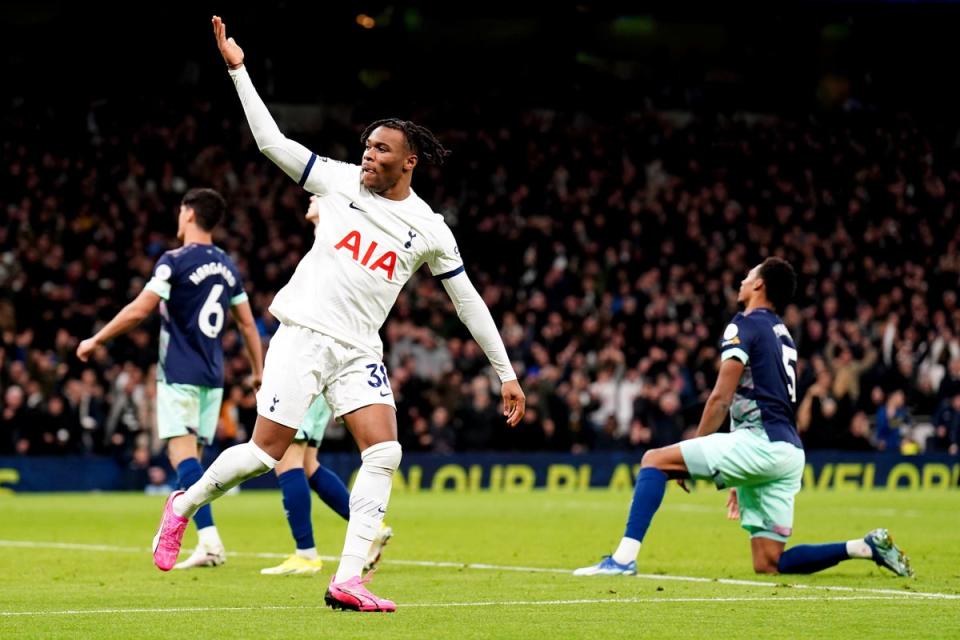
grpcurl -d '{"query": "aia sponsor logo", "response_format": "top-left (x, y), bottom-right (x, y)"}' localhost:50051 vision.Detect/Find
top-left (334, 230), bottom-right (397, 280)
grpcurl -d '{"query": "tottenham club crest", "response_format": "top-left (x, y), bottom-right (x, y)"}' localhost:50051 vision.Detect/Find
top-left (404, 230), bottom-right (418, 249)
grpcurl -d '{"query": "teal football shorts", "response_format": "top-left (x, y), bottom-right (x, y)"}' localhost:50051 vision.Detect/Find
top-left (680, 428), bottom-right (805, 542)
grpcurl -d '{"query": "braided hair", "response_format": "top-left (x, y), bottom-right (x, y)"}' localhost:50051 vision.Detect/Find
top-left (360, 118), bottom-right (451, 166)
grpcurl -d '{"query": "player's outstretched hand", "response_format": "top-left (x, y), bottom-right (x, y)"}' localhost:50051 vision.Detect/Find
top-left (212, 15), bottom-right (244, 69)
top-left (76, 338), bottom-right (98, 363)
top-left (725, 488), bottom-right (739, 520)
top-left (501, 380), bottom-right (526, 427)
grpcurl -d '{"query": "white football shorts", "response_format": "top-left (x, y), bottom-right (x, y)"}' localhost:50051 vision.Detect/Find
top-left (256, 322), bottom-right (396, 428)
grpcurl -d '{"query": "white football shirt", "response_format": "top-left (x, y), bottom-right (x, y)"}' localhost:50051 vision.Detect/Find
top-left (230, 65), bottom-right (515, 381)
top-left (269, 155), bottom-right (464, 357)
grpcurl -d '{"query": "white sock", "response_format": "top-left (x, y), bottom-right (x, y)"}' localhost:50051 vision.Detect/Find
top-left (173, 442), bottom-right (277, 518)
top-left (334, 441), bottom-right (401, 584)
top-left (296, 547), bottom-right (318, 560)
top-left (612, 537), bottom-right (642, 565)
top-left (197, 526), bottom-right (222, 550)
top-left (336, 513), bottom-right (380, 580)
top-left (846, 539), bottom-right (873, 559)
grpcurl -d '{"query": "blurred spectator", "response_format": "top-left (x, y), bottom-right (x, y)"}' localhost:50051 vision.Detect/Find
top-left (4, 97), bottom-right (960, 460)
top-left (825, 331), bottom-right (876, 406)
top-left (937, 358), bottom-right (960, 403)
top-left (929, 394), bottom-right (960, 455)
top-left (122, 445), bottom-right (152, 490)
top-left (216, 384), bottom-right (251, 454)
top-left (588, 365), bottom-right (621, 436)
top-left (1, 386), bottom-right (33, 455)
top-left (402, 414), bottom-right (433, 453)
top-left (144, 465), bottom-right (175, 495)
top-left (797, 369), bottom-right (853, 449)
top-left (626, 418), bottom-right (653, 450)
top-left (875, 390), bottom-right (911, 453)
top-left (103, 365), bottom-right (147, 451)
top-left (835, 411), bottom-right (877, 452)
top-left (456, 376), bottom-right (499, 451)
top-left (36, 395), bottom-right (82, 455)
top-left (644, 392), bottom-right (687, 449)
top-left (428, 407), bottom-right (456, 455)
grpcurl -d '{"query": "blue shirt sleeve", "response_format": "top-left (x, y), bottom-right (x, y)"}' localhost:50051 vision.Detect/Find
top-left (719, 313), bottom-right (754, 365)
top-left (228, 260), bottom-right (248, 306)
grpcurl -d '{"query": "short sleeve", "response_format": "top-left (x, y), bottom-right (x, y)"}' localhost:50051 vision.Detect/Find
top-left (228, 261), bottom-right (248, 307)
top-left (299, 154), bottom-right (363, 196)
top-left (427, 223), bottom-right (465, 280)
top-left (720, 315), bottom-right (754, 365)
top-left (144, 254), bottom-right (175, 301)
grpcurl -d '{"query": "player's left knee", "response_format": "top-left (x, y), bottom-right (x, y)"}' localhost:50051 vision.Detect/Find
top-left (640, 448), bottom-right (666, 469)
top-left (361, 440), bottom-right (402, 473)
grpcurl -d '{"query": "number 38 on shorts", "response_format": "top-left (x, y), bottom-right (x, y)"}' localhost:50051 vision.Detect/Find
top-left (365, 364), bottom-right (391, 389)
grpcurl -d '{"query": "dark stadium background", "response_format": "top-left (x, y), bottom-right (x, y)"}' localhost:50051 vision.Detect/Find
top-left (7, 3), bottom-right (960, 111)
top-left (2, 2), bottom-right (960, 490)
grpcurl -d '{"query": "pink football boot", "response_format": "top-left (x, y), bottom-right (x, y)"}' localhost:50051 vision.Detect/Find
top-left (325, 574), bottom-right (397, 613)
top-left (152, 490), bottom-right (188, 571)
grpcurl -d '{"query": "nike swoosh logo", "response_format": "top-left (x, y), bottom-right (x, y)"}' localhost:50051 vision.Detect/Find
top-left (348, 202), bottom-right (367, 213)
top-left (377, 507), bottom-right (386, 514)
top-left (379, 390), bottom-right (392, 397)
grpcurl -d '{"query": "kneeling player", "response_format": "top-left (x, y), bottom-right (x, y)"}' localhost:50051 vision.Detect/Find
top-left (575, 258), bottom-right (913, 578)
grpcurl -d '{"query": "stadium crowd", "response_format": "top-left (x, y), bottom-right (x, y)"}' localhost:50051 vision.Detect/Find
top-left (2, 96), bottom-right (960, 469)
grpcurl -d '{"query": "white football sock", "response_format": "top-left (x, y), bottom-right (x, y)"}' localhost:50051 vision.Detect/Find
top-left (334, 441), bottom-right (401, 584)
top-left (296, 547), bottom-right (318, 560)
top-left (336, 513), bottom-right (381, 581)
top-left (612, 537), bottom-right (642, 565)
top-left (173, 442), bottom-right (277, 518)
top-left (197, 525), bottom-right (222, 550)
top-left (846, 539), bottom-right (873, 559)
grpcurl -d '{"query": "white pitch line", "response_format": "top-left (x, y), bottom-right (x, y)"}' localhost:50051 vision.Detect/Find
top-left (0, 595), bottom-right (941, 617)
top-left (629, 573), bottom-right (960, 600)
top-left (0, 540), bottom-right (289, 559)
top-left (0, 540), bottom-right (145, 553)
top-left (1, 539), bottom-right (957, 601)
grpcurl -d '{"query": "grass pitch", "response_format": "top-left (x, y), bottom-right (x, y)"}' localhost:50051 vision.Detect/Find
top-left (1, 486), bottom-right (958, 639)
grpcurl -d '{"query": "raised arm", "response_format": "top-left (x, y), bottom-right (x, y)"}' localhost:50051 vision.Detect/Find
top-left (440, 272), bottom-right (525, 426)
top-left (212, 16), bottom-right (319, 189)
